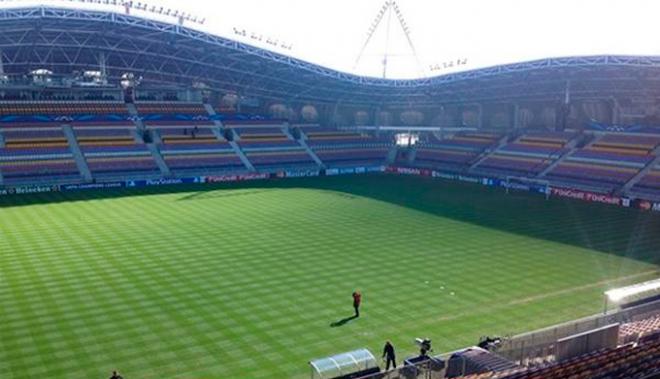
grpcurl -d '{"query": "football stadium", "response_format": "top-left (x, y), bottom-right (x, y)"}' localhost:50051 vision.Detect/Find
top-left (0, 1), bottom-right (660, 378)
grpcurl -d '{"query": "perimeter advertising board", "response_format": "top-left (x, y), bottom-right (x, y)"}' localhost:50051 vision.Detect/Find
top-left (550, 187), bottom-right (621, 206)
top-left (62, 182), bottom-right (125, 191)
top-left (205, 173), bottom-right (269, 183)
top-left (0, 185), bottom-right (60, 195)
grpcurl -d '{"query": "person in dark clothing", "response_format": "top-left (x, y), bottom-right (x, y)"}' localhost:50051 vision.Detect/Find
top-left (383, 341), bottom-right (396, 370)
top-left (109, 370), bottom-right (124, 379)
top-left (352, 291), bottom-right (362, 317)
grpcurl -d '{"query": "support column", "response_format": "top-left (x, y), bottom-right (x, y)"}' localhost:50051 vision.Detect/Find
top-left (98, 52), bottom-right (107, 80)
top-left (457, 104), bottom-right (464, 127)
top-left (373, 106), bottom-right (380, 128)
top-left (611, 97), bottom-right (620, 125)
top-left (512, 103), bottom-right (520, 129)
top-left (476, 103), bottom-right (483, 129)
top-left (332, 101), bottom-right (341, 127)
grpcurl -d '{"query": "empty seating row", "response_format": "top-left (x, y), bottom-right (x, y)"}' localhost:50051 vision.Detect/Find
top-left (542, 135), bottom-right (658, 191)
top-left (246, 150), bottom-right (317, 169)
top-left (517, 130), bottom-right (575, 146)
top-left (570, 148), bottom-right (654, 165)
top-left (0, 101), bottom-right (128, 116)
top-left (0, 158), bottom-right (79, 184)
top-left (421, 132), bottom-right (501, 150)
top-left (546, 161), bottom-right (638, 190)
top-left (566, 134), bottom-right (658, 168)
top-left (74, 127), bottom-right (158, 177)
top-left (591, 134), bottom-right (660, 155)
top-left (501, 130), bottom-right (575, 156)
top-left (632, 166), bottom-right (660, 198)
top-left (163, 152), bottom-right (244, 174)
top-left (619, 315), bottom-right (660, 344)
top-left (300, 127), bottom-right (392, 168)
top-left (232, 126), bottom-right (299, 149)
top-left (314, 147), bottom-right (389, 168)
top-left (0, 128), bottom-right (80, 183)
top-left (415, 148), bottom-right (476, 166)
top-left (135, 102), bottom-right (208, 115)
top-left (459, 340), bottom-right (660, 379)
top-left (156, 127), bottom-right (225, 146)
top-left (473, 131), bottom-right (572, 177)
top-left (230, 125), bottom-right (318, 170)
top-left (413, 132), bottom-right (501, 172)
top-left (302, 127), bottom-right (390, 147)
top-left (155, 126), bottom-right (244, 174)
top-left (2, 129), bottom-right (69, 149)
top-left (477, 154), bottom-right (551, 177)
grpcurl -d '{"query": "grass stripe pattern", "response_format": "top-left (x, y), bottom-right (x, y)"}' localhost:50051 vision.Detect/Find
top-left (0, 175), bottom-right (658, 378)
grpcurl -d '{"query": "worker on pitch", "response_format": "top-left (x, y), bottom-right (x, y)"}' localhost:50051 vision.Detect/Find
top-left (382, 341), bottom-right (397, 370)
top-left (352, 291), bottom-right (362, 317)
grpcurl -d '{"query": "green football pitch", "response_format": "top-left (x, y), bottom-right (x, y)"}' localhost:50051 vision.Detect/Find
top-left (1, 174), bottom-right (659, 379)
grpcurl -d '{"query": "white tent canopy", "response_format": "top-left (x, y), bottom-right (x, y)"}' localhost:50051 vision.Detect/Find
top-left (309, 348), bottom-right (378, 379)
top-left (605, 278), bottom-right (660, 303)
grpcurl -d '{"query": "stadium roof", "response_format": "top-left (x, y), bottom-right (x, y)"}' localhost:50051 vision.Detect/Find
top-left (2, 6), bottom-right (660, 107)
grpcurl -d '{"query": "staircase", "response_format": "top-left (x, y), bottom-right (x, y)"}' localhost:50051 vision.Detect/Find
top-left (203, 103), bottom-right (217, 116)
top-left (538, 133), bottom-right (593, 178)
top-left (147, 144), bottom-right (171, 176)
top-left (126, 103), bottom-right (146, 131)
top-left (203, 103), bottom-right (227, 132)
top-left (229, 141), bottom-right (255, 171)
top-left (150, 129), bottom-right (163, 144)
top-left (130, 129), bottom-right (145, 144)
top-left (407, 147), bottom-right (417, 165)
top-left (281, 122), bottom-right (295, 140)
top-left (211, 127), bottom-right (225, 141)
top-left (538, 148), bottom-right (577, 178)
top-left (62, 125), bottom-right (92, 182)
top-left (622, 147), bottom-right (660, 193)
top-left (468, 135), bottom-right (509, 171)
top-left (296, 129), bottom-right (323, 168)
top-left (386, 146), bottom-right (398, 165)
top-left (0, 170), bottom-right (4, 186)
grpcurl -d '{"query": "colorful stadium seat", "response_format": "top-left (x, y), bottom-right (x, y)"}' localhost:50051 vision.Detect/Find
top-left (302, 126), bottom-right (393, 168)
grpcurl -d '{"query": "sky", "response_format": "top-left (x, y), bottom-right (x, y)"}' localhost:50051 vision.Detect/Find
top-left (3, 0), bottom-right (660, 79)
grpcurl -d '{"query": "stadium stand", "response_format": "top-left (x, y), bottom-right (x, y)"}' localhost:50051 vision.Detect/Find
top-left (75, 126), bottom-right (159, 179)
top-left (137, 102), bottom-right (215, 127)
top-left (231, 125), bottom-right (318, 170)
top-left (474, 131), bottom-right (574, 177)
top-left (136, 102), bottom-right (210, 116)
top-left (0, 101), bottom-right (127, 116)
top-left (4, 6), bottom-right (660, 379)
top-left (302, 126), bottom-right (393, 168)
top-left (544, 133), bottom-right (660, 193)
top-left (631, 164), bottom-right (660, 199)
top-left (413, 132), bottom-right (502, 172)
top-left (446, 347), bottom-right (519, 377)
top-left (456, 340), bottom-right (660, 379)
top-left (156, 126), bottom-right (244, 174)
top-left (0, 127), bottom-right (80, 184)
top-left (619, 315), bottom-right (660, 345)
top-left (232, 126), bottom-right (300, 149)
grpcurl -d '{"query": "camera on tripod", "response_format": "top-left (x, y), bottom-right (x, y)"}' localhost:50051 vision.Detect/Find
top-left (414, 338), bottom-right (432, 357)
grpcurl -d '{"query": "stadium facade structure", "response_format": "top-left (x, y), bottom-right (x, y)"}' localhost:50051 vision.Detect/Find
top-left (1, 6), bottom-right (660, 126)
top-left (1, 7), bottom-right (660, 379)
top-left (0, 5), bottom-right (660, 205)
